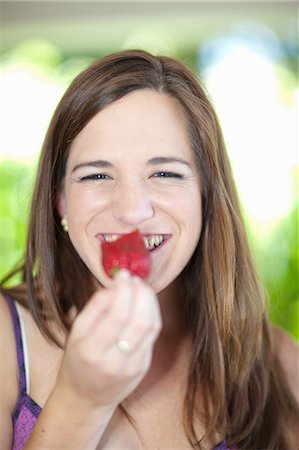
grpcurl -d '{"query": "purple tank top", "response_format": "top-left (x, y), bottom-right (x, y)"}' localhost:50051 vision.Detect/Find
top-left (5, 294), bottom-right (233, 449)
top-left (5, 294), bottom-right (41, 449)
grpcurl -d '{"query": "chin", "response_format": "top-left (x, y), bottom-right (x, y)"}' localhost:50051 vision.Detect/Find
top-left (147, 276), bottom-right (174, 295)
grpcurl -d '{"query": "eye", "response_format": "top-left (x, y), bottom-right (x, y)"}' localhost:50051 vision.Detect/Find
top-left (78, 173), bottom-right (111, 181)
top-left (152, 171), bottom-right (184, 179)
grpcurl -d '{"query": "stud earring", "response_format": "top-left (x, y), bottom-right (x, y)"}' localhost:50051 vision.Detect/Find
top-left (61, 217), bottom-right (68, 232)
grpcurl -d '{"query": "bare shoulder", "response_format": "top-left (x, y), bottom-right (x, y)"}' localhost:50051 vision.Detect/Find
top-left (271, 324), bottom-right (299, 403)
top-left (0, 292), bottom-right (17, 448)
top-left (0, 292), bottom-right (19, 404)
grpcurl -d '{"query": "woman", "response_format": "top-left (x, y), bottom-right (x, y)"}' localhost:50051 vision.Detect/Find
top-left (0, 49), bottom-right (298, 449)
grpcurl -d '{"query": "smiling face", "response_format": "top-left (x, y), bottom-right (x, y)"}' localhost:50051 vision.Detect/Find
top-left (58, 89), bottom-right (202, 293)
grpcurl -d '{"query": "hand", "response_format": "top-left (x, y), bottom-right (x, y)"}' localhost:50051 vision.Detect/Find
top-left (56, 270), bottom-right (162, 411)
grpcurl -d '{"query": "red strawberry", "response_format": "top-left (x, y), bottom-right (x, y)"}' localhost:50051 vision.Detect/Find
top-left (101, 229), bottom-right (151, 279)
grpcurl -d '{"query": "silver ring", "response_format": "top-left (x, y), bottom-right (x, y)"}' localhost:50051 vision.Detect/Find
top-left (117, 339), bottom-right (133, 353)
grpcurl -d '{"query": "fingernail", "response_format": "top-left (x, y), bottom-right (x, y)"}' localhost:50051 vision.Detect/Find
top-left (117, 269), bottom-right (130, 280)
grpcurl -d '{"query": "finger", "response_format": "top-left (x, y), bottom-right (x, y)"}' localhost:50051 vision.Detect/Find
top-left (72, 269), bottom-right (134, 341)
top-left (71, 284), bottom-right (116, 340)
top-left (85, 270), bottom-right (136, 349)
top-left (111, 276), bottom-right (162, 355)
top-left (130, 276), bottom-right (162, 341)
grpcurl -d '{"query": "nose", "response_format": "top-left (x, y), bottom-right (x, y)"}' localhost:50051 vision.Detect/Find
top-left (112, 182), bottom-right (154, 226)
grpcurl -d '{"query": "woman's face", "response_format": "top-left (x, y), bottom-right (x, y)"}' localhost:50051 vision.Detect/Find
top-left (58, 89), bottom-right (202, 293)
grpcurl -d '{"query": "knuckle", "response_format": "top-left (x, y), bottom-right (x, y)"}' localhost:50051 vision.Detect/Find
top-left (111, 313), bottom-right (128, 328)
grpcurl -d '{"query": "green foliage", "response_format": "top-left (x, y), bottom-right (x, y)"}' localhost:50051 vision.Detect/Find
top-left (0, 159), bottom-right (36, 283)
top-left (253, 203), bottom-right (299, 341)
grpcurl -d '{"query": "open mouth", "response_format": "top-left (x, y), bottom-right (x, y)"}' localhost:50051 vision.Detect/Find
top-left (98, 233), bottom-right (168, 251)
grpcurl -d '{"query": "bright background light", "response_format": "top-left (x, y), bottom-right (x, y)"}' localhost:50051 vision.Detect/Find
top-left (202, 28), bottom-right (298, 228)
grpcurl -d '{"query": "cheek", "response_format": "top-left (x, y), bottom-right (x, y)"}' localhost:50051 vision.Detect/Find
top-left (177, 190), bottom-right (202, 225)
top-left (66, 187), bottom-right (107, 218)
top-left (191, 195), bottom-right (203, 230)
top-left (181, 192), bottom-right (202, 250)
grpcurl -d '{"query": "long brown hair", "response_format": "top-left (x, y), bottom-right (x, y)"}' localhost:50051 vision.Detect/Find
top-left (2, 50), bottom-right (298, 448)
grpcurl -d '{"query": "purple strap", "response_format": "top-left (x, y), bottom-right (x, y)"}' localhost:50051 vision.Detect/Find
top-left (214, 440), bottom-right (232, 449)
top-left (4, 293), bottom-right (27, 396)
top-left (4, 293), bottom-right (41, 450)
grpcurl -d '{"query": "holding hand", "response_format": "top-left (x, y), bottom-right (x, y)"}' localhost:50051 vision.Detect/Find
top-left (56, 270), bottom-right (162, 412)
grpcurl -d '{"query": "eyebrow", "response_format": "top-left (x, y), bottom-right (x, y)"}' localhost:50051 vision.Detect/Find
top-left (71, 160), bottom-right (113, 173)
top-left (147, 157), bottom-right (192, 168)
top-left (71, 156), bottom-right (192, 173)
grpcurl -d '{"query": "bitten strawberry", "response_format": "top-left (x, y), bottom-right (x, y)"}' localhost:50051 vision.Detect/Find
top-left (101, 229), bottom-right (151, 279)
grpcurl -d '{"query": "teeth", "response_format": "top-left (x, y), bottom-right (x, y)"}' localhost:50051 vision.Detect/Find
top-left (155, 236), bottom-right (161, 247)
top-left (149, 236), bottom-right (155, 248)
top-left (143, 235), bottom-right (164, 250)
top-left (144, 237), bottom-right (151, 249)
top-left (102, 234), bottom-right (165, 250)
top-left (103, 234), bottom-right (119, 242)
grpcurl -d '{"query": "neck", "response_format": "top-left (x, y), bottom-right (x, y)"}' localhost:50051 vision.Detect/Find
top-left (157, 276), bottom-right (188, 338)
top-left (145, 276), bottom-right (191, 380)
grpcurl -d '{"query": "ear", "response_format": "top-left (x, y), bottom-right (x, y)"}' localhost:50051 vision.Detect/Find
top-left (56, 192), bottom-right (67, 218)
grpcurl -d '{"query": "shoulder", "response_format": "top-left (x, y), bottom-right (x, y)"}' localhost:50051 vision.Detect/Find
top-left (0, 293), bottom-right (19, 407)
top-left (271, 325), bottom-right (299, 404)
top-left (0, 292), bottom-right (18, 384)
top-left (0, 292), bottom-right (17, 447)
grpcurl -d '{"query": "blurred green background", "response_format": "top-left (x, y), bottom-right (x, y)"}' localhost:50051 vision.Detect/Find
top-left (0, 1), bottom-right (298, 340)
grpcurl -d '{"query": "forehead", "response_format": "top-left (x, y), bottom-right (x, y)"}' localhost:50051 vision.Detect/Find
top-left (69, 89), bottom-right (194, 163)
